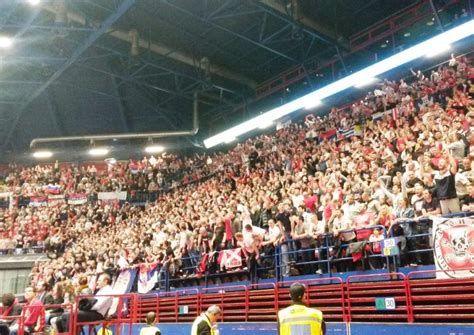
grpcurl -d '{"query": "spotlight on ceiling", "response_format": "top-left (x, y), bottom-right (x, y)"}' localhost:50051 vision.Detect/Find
top-left (145, 145), bottom-right (165, 154)
top-left (32, 150), bottom-right (53, 159)
top-left (0, 36), bottom-right (13, 49)
top-left (28, 0), bottom-right (41, 6)
top-left (89, 148), bottom-right (109, 156)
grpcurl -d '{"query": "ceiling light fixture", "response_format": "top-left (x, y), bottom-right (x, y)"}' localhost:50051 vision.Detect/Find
top-left (28, 0), bottom-right (41, 6)
top-left (0, 36), bottom-right (13, 49)
top-left (32, 150), bottom-right (53, 159)
top-left (89, 148), bottom-right (109, 156)
top-left (203, 20), bottom-right (474, 149)
top-left (145, 145), bottom-right (165, 153)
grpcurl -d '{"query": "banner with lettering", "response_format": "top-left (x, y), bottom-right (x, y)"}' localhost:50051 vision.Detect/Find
top-left (432, 217), bottom-right (474, 279)
top-left (98, 191), bottom-right (127, 201)
top-left (67, 193), bottom-right (88, 205)
top-left (48, 194), bottom-right (66, 207)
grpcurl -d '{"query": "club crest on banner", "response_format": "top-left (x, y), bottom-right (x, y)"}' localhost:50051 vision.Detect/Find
top-left (433, 217), bottom-right (474, 279)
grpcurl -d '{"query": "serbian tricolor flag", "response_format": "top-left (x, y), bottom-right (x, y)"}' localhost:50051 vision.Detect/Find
top-left (46, 184), bottom-right (62, 194)
top-left (137, 262), bottom-right (159, 293)
top-left (29, 196), bottom-right (48, 207)
top-left (129, 162), bottom-right (142, 174)
top-left (319, 128), bottom-right (337, 141)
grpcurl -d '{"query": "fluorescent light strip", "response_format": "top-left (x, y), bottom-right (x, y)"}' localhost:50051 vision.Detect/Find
top-left (145, 145), bottom-right (165, 153)
top-left (354, 77), bottom-right (378, 88)
top-left (425, 43), bottom-right (451, 57)
top-left (89, 148), bottom-right (109, 156)
top-left (33, 151), bottom-right (53, 159)
top-left (204, 19), bottom-right (474, 149)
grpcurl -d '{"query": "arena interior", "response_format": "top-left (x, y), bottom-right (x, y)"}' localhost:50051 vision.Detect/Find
top-left (0, 1), bottom-right (473, 334)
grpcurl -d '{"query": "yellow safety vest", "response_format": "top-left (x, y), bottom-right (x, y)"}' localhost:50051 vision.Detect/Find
top-left (191, 313), bottom-right (217, 335)
top-left (278, 304), bottom-right (323, 335)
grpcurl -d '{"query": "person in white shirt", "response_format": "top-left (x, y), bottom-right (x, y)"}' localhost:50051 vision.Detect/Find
top-left (242, 223), bottom-right (265, 282)
top-left (56, 273), bottom-right (114, 332)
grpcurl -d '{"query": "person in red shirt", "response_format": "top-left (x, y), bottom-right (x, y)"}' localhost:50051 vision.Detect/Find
top-left (9, 286), bottom-right (44, 335)
top-left (303, 192), bottom-right (318, 213)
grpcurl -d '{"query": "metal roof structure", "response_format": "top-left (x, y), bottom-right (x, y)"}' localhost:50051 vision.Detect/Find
top-left (0, 0), bottom-right (471, 160)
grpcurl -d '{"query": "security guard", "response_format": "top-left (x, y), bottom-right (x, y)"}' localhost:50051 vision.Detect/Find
top-left (278, 282), bottom-right (325, 335)
top-left (191, 305), bottom-right (221, 335)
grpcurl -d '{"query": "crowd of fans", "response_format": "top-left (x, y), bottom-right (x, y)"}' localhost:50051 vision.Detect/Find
top-left (1, 152), bottom-right (226, 196)
top-left (0, 55), bottom-right (472, 302)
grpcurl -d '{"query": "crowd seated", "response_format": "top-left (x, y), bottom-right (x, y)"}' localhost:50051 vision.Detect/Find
top-left (0, 54), bottom-right (472, 299)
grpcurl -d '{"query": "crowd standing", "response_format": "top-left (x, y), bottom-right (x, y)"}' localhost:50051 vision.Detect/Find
top-left (0, 56), bottom-right (472, 316)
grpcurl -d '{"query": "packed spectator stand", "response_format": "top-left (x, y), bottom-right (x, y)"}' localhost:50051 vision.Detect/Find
top-left (0, 54), bottom-right (473, 326)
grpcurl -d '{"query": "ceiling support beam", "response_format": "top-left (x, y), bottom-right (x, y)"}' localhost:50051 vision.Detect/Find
top-left (161, 0), bottom-right (299, 63)
top-left (41, 4), bottom-right (255, 89)
top-left (255, 0), bottom-right (350, 50)
top-left (2, 0), bottom-right (136, 151)
top-left (429, 0), bottom-right (444, 32)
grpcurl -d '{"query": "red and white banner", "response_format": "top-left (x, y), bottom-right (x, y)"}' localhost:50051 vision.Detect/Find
top-left (48, 194), bottom-right (66, 207)
top-left (219, 248), bottom-right (242, 270)
top-left (433, 217), bottom-right (474, 279)
top-left (67, 193), bottom-right (88, 205)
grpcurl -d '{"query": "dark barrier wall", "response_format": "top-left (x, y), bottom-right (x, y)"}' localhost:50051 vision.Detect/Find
top-left (112, 322), bottom-right (473, 335)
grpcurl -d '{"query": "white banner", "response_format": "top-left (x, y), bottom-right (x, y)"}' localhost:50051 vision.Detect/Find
top-left (67, 193), bottom-right (88, 205)
top-left (48, 194), bottom-right (66, 207)
top-left (98, 191), bottom-right (127, 201)
top-left (433, 217), bottom-right (474, 279)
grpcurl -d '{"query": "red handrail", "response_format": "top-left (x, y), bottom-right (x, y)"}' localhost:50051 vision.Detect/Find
top-left (281, 277), bottom-right (346, 322)
top-left (72, 293), bottom-right (135, 335)
top-left (406, 267), bottom-right (474, 322)
top-left (135, 292), bottom-right (159, 323)
top-left (346, 272), bottom-right (408, 322)
top-left (176, 288), bottom-right (200, 321)
top-left (62, 267), bottom-right (474, 329)
top-left (248, 282), bottom-right (278, 320)
top-left (201, 285), bottom-right (248, 323)
top-left (18, 303), bottom-right (73, 335)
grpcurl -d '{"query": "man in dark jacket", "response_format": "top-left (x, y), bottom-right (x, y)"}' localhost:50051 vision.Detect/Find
top-left (0, 292), bottom-right (22, 335)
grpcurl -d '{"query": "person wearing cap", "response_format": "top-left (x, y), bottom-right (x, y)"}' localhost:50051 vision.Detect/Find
top-left (278, 282), bottom-right (325, 335)
top-left (140, 312), bottom-right (161, 335)
top-left (191, 305), bottom-right (221, 335)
